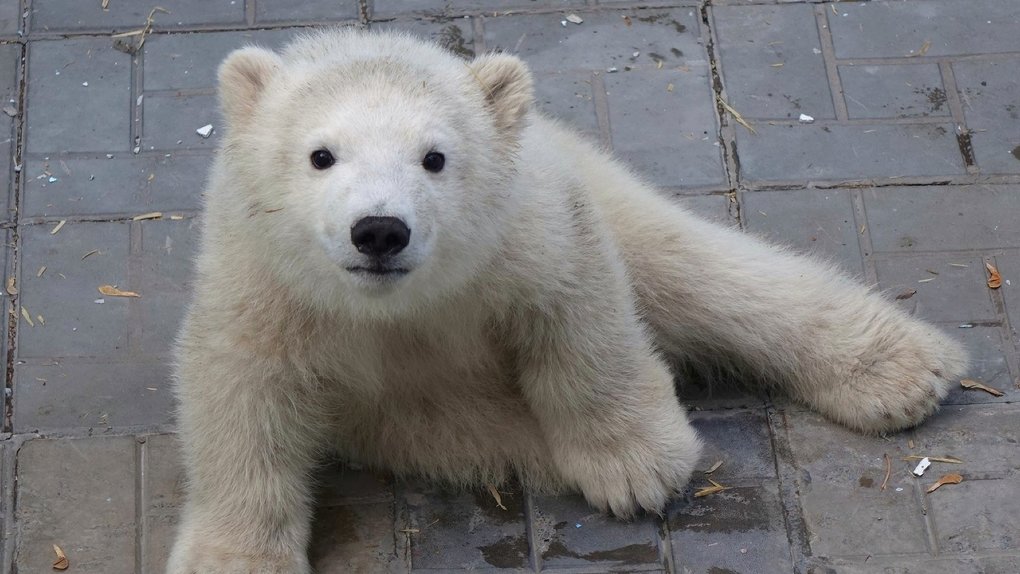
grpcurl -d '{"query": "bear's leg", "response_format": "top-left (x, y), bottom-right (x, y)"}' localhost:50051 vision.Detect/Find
top-left (604, 188), bottom-right (967, 434)
top-left (514, 250), bottom-right (702, 517)
top-left (166, 343), bottom-right (325, 574)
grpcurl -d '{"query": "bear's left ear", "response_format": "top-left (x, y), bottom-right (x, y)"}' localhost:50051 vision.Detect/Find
top-left (469, 53), bottom-right (534, 135)
top-left (218, 46), bottom-right (282, 129)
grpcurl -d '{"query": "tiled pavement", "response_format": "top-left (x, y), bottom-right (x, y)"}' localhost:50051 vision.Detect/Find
top-left (1, 0), bottom-right (1019, 572)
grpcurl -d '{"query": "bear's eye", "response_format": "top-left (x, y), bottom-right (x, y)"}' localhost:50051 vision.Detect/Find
top-left (422, 151), bottom-right (445, 173)
top-left (310, 149), bottom-right (335, 170)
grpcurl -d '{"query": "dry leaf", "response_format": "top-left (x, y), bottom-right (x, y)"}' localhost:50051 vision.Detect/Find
top-left (98, 285), bottom-right (141, 298)
top-left (169, 214), bottom-right (184, 220)
top-left (716, 96), bottom-right (756, 135)
top-left (81, 249), bottom-right (100, 260)
top-left (486, 484), bottom-right (507, 510)
top-left (907, 439), bottom-right (915, 449)
top-left (959, 378), bottom-right (1003, 397)
top-left (895, 289), bottom-right (917, 300)
top-left (132, 211), bottom-right (163, 221)
top-left (926, 473), bottom-right (963, 494)
top-left (21, 306), bottom-right (34, 327)
top-left (50, 220), bottom-right (67, 235)
top-left (985, 262), bottom-right (1002, 289)
top-left (37, 266), bottom-right (47, 277)
top-left (52, 544), bottom-right (69, 570)
top-left (5, 276), bottom-right (17, 295)
top-left (694, 478), bottom-right (730, 498)
top-left (903, 455), bottom-right (964, 464)
top-left (703, 460), bottom-right (723, 474)
top-left (880, 453), bottom-right (891, 491)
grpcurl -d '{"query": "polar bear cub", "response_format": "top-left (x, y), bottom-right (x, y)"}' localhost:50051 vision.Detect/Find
top-left (167, 29), bottom-right (967, 573)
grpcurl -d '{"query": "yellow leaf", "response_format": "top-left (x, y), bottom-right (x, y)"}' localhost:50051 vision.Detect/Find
top-left (985, 262), bottom-right (1002, 289)
top-left (926, 473), bottom-right (963, 494)
top-left (98, 285), bottom-right (141, 298)
top-left (960, 378), bottom-right (1004, 397)
top-left (52, 544), bottom-right (69, 570)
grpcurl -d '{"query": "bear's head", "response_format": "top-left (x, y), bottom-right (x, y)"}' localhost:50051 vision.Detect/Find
top-left (213, 29), bottom-right (533, 317)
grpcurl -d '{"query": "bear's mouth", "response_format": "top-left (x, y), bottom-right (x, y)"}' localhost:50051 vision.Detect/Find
top-left (346, 265), bottom-right (411, 277)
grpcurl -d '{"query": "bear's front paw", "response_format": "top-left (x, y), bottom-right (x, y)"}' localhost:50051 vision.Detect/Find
top-left (166, 539), bottom-right (310, 574)
top-left (827, 326), bottom-right (968, 434)
top-left (554, 420), bottom-right (701, 518)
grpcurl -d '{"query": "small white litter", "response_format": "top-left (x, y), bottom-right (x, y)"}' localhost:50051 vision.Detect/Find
top-left (94, 299), bottom-right (105, 304)
top-left (565, 14), bottom-right (583, 25)
top-left (912, 457), bottom-right (931, 477)
top-left (82, 81), bottom-right (89, 87)
top-left (196, 124), bottom-right (214, 138)
top-left (606, 67), bottom-right (618, 73)
top-left (798, 113), bottom-right (815, 123)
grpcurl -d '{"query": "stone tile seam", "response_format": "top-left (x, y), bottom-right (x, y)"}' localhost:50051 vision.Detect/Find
top-left (814, 4), bottom-right (848, 122)
top-left (134, 436), bottom-right (146, 574)
top-left (763, 407), bottom-right (812, 571)
top-left (245, 0), bottom-right (257, 28)
top-left (938, 61), bottom-right (979, 175)
top-left (984, 254), bottom-right (1020, 388)
top-left (701, 3), bottom-right (741, 210)
top-left (740, 174), bottom-right (1020, 190)
top-left (849, 189), bottom-right (879, 286)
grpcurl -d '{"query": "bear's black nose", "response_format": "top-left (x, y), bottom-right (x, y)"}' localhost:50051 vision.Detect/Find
top-left (351, 216), bottom-right (411, 258)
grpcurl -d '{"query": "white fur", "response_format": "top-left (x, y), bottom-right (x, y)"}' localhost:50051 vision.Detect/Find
top-left (166, 29), bottom-right (968, 573)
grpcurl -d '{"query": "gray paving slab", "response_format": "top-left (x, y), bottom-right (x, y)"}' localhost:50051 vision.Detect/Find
top-left (0, 0), bottom-right (21, 37)
top-left (141, 434), bottom-right (184, 574)
top-left (14, 436), bottom-right (137, 574)
top-left (912, 403), bottom-right (1020, 477)
top-left (605, 68), bottom-right (724, 188)
top-left (996, 254), bottom-right (1020, 349)
top-left (142, 28), bottom-right (305, 92)
top-left (135, 218), bottom-right (200, 354)
top-left (14, 359), bottom-right (174, 432)
top-left (256, 0), bottom-right (359, 24)
top-left (782, 410), bottom-right (930, 558)
top-left (141, 93), bottom-right (221, 151)
top-left (828, 0), bottom-right (1020, 59)
top-left (22, 154), bottom-right (210, 218)
top-left (818, 556), bottom-right (982, 574)
top-left (947, 327), bottom-right (1018, 405)
top-left (0, 441), bottom-right (11, 574)
top-left (737, 123), bottom-right (966, 183)
top-left (839, 63), bottom-right (951, 120)
top-left (401, 480), bottom-right (529, 570)
top-left (952, 58), bottom-right (1020, 174)
top-left (530, 493), bottom-right (662, 570)
top-left (372, 19), bottom-right (476, 60)
top-left (873, 255), bottom-right (998, 323)
top-left (742, 188), bottom-right (865, 277)
top-left (929, 477), bottom-right (1019, 554)
top-left (533, 71), bottom-right (600, 141)
top-left (29, 0), bottom-right (244, 34)
top-left (26, 38), bottom-right (131, 154)
top-left (668, 481), bottom-right (793, 574)
top-left (712, 3), bottom-right (834, 120)
top-left (863, 185), bottom-right (1020, 253)
top-left (0, 43), bottom-right (19, 222)
top-left (311, 503), bottom-right (401, 573)
top-left (675, 193), bottom-right (733, 227)
top-left (688, 409), bottom-right (776, 481)
top-left (483, 8), bottom-right (705, 75)
top-left (373, 0), bottom-right (585, 19)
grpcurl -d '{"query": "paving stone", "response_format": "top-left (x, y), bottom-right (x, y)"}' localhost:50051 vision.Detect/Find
top-left (531, 493), bottom-right (662, 570)
top-left (373, 0), bottom-right (585, 19)
top-left (15, 436), bottom-right (137, 574)
top-left (0, 440), bottom-right (11, 574)
top-left (310, 503), bottom-right (400, 573)
top-left (863, 185), bottom-right (1020, 253)
top-left (688, 409), bottom-right (776, 481)
top-left (712, 4), bottom-right (834, 120)
top-left (256, 0), bottom-right (359, 23)
top-left (952, 58), bottom-right (1020, 174)
top-left (135, 218), bottom-right (200, 354)
top-left (17, 221), bottom-right (131, 358)
top-left (738, 123), bottom-right (966, 183)
top-left (142, 434), bottom-right (185, 574)
top-left (533, 71), bottom-right (599, 141)
top-left (873, 255), bottom-right (997, 323)
top-left (315, 463), bottom-right (394, 507)
top-left (945, 327), bottom-right (1017, 404)
top-left (0, 44), bottom-right (19, 222)
top-left (483, 8), bottom-right (705, 75)
top-left (782, 410), bottom-right (929, 557)
top-left (828, 0), bottom-right (1020, 59)
top-left (815, 555), bottom-right (981, 574)
top-left (23, 154), bottom-right (209, 217)
top-left (605, 68), bottom-right (723, 189)
top-left (839, 63), bottom-right (951, 120)
top-left (401, 480), bottom-right (529, 570)
top-left (930, 477), bottom-right (1019, 554)
top-left (742, 188), bottom-right (864, 277)
top-left (982, 555), bottom-right (1020, 574)
top-left (26, 38), bottom-right (130, 153)
top-left (675, 193), bottom-right (733, 226)
top-left (0, 0), bottom-right (21, 37)
top-left (996, 254), bottom-right (1020, 347)
top-left (14, 360), bottom-right (174, 432)
top-left (30, 0), bottom-right (244, 33)
top-left (142, 93), bottom-right (221, 151)
top-left (668, 481), bottom-right (793, 574)
top-left (143, 29), bottom-right (304, 92)
top-left (912, 403), bottom-right (1020, 477)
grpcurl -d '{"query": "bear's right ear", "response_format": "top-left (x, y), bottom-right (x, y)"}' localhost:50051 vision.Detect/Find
top-left (218, 46), bottom-right (282, 128)
top-left (469, 53), bottom-right (534, 136)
